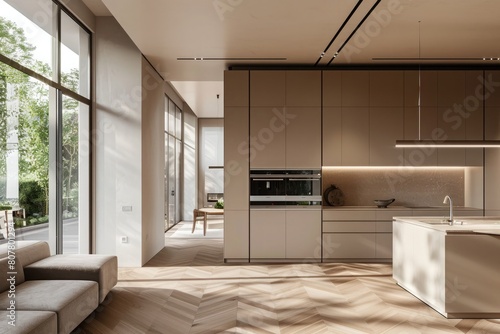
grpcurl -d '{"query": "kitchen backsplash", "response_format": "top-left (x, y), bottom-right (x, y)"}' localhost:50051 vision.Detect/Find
top-left (322, 167), bottom-right (470, 207)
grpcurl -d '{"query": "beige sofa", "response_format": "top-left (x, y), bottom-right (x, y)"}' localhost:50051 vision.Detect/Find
top-left (0, 241), bottom-right (117, 334)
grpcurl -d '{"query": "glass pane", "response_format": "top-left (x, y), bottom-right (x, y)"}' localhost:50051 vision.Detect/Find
top-left (0, 0), bottom-right (56, 80)
top-left (175, 139), bottom-right (181, 223)
top-left (168, 134), bottom-right (175, 227)
top-left (168, 99), bottom-right (175, 135)
top-left (0, 64), bottom-right (50, 245)
top-left (175, 106), bottom-right (182, 139)
top-left (62, 95), bottom-right (84, 254)
top-left (183, 144), bottom-right (195, 221)
top-left (164, 133), bottom-right (168, 231)
top-left (61, 11), bottom-right (90, 98)
top-left (165, 98), bottom-right (168, 131)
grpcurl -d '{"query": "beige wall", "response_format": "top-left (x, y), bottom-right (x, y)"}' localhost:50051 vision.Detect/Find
top-left (95, 17), bottom-right (166, 267)
top-left (141, 58), bottom-right (166, 265)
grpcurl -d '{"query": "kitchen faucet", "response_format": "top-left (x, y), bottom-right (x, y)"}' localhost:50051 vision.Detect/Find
top-left (443, 195), bottom-right (453, 225)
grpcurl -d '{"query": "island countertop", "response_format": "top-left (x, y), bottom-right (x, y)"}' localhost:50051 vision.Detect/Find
top-left (393, 216), bottom-right (500, 234)
top-left (393, 216), bottom-right (500, 319)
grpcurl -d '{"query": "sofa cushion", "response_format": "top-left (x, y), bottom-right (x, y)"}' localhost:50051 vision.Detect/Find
top-left (24, 254), bottom-right (118, 303)
top-left (0, 310), bottom-right (57, 334)
top-left (0, 256), bottom-right (24, 293)
top-left (0, 280), bottom-right (98, 334)
top-left (0, 240), bottom-right (51, 285)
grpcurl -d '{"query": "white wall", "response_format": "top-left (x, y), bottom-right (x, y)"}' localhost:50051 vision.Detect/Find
top-left (95, 17), bottom-right (143, 267)
top-left (141, 58), bottom-right (166, 264)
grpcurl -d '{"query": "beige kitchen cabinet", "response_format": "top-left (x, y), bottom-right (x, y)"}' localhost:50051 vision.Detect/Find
top-left (224, 210), bottom-right (249, 260)
top-left (437, 71), bottom-right (466, 107)
top-left (485, 70), bottom-right (500, 107)
top-left (342, 107), bottom-right (370, 166)
top-left (403, 106), bottom-right (438, 166)
top-left (224, 70), bottom-right (249, 107)
top-left (250, 210), bottom-right (286, 259)
top-left (250, 71), bottom-right (286, 107)
top-left (224, 71), bottom-right (250, 262)
top-left (250, 209), bottom-right (321, 260)
top-left (404, 70), bottom-right (438, 107)
top-left (369, 107), bottom-right (404, 166)
top-left (465, 71), bottom-right (484, 166)
top-left (370, 71), bottom-right (404, 107)
top-left (376, 234), bottom-right (393, 259)
top-left (285, 210), bottom-right (321, 259)
top-left (437, 104), bottom-right (466, 166)
top-left (323, 71), bottom-right (342, 106)
top-left (322, 209), bottom-right (411, 261)
top-left (249, 107), bottom-right (286, 168)
top-left (250, 106), bottom-right (320, 168)
top-left (286, 107), bottom-right (321, 168)
top-left (322, 107), bottom-right (342, 166)
top-left (323, 233), bottom-right (376, 259)
top-left (286, 71), bottom-right (321, 107)
top-left (224, 107), bottom-right (249, 210)
top-left (341, 71), bottom-right (370, 107)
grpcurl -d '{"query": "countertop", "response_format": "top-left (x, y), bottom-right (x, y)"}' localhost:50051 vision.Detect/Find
top-left (394, 216), bottom-right (500, 234)
top-left (322, 205), bottom-right (482, 211)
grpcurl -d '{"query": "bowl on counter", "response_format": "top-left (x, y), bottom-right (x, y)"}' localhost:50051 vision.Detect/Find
top-left (374, 198), bottom-right (395, 208)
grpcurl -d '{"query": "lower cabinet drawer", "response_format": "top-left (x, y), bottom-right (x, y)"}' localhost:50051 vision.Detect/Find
top-left (322, 233), bottom-right (376, 259)
top-left (376, 233), bottom-right (393, 258)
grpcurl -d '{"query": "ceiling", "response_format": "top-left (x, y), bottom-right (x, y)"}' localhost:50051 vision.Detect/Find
top-left (82, 0), bottom-right (500, 118)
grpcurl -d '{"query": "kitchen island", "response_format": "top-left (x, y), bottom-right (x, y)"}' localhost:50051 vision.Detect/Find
top-left (393, 216), bottom-right (500, 318)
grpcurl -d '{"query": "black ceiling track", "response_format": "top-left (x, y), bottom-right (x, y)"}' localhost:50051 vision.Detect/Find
top-left (326, 0), bottom-right (382, 66)
top-left (373, 57), bottom-right (500, 61)
top-left (177, 57), bottom-right (287, 61)
top-left (314, 0), bottom-right (364, 66)
top-left (229, 64), bottom-right (500, 71)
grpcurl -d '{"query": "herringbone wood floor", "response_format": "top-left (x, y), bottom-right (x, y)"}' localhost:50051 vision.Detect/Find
top-left (76, 222), bottom-right (500, 334)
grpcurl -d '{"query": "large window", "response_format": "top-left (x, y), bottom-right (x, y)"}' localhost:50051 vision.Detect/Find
top-left (165, 97), bottom-right (182, 231)
top-left (0, 0), bottom-right (90, 254)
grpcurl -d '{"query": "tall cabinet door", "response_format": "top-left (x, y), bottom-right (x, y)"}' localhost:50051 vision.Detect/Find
top-left (286, 107), bottom-right (321, 168)
top-left (249, 107), bottom-right (286, 168)
top-left (224, 70), bottom-right (250, 260)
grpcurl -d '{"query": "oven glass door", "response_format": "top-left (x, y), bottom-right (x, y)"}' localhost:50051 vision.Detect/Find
top-left (286, 178), bottom-right (321, 197)
top-left (250, 178), bottom-right (286, 196)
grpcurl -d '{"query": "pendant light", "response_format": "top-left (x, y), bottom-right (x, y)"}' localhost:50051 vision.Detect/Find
top-left (395, 22), bottom-right (500, 148)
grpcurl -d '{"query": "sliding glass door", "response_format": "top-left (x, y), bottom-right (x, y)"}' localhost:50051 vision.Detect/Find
top-left (0, 0), bottom-right (90, 253)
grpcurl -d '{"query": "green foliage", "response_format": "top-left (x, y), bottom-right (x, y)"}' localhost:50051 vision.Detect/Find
top-left (214, 198), bottom-right (224, 209)
top-left (19, 179), bottom-right (46, 216)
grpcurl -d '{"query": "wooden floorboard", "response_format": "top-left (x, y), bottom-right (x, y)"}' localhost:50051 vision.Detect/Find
top-left (76, 222), bottom-right (500, 333)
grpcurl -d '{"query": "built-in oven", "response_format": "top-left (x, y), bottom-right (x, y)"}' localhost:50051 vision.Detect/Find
top-left (250, 169), bottom-right (322, 206)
